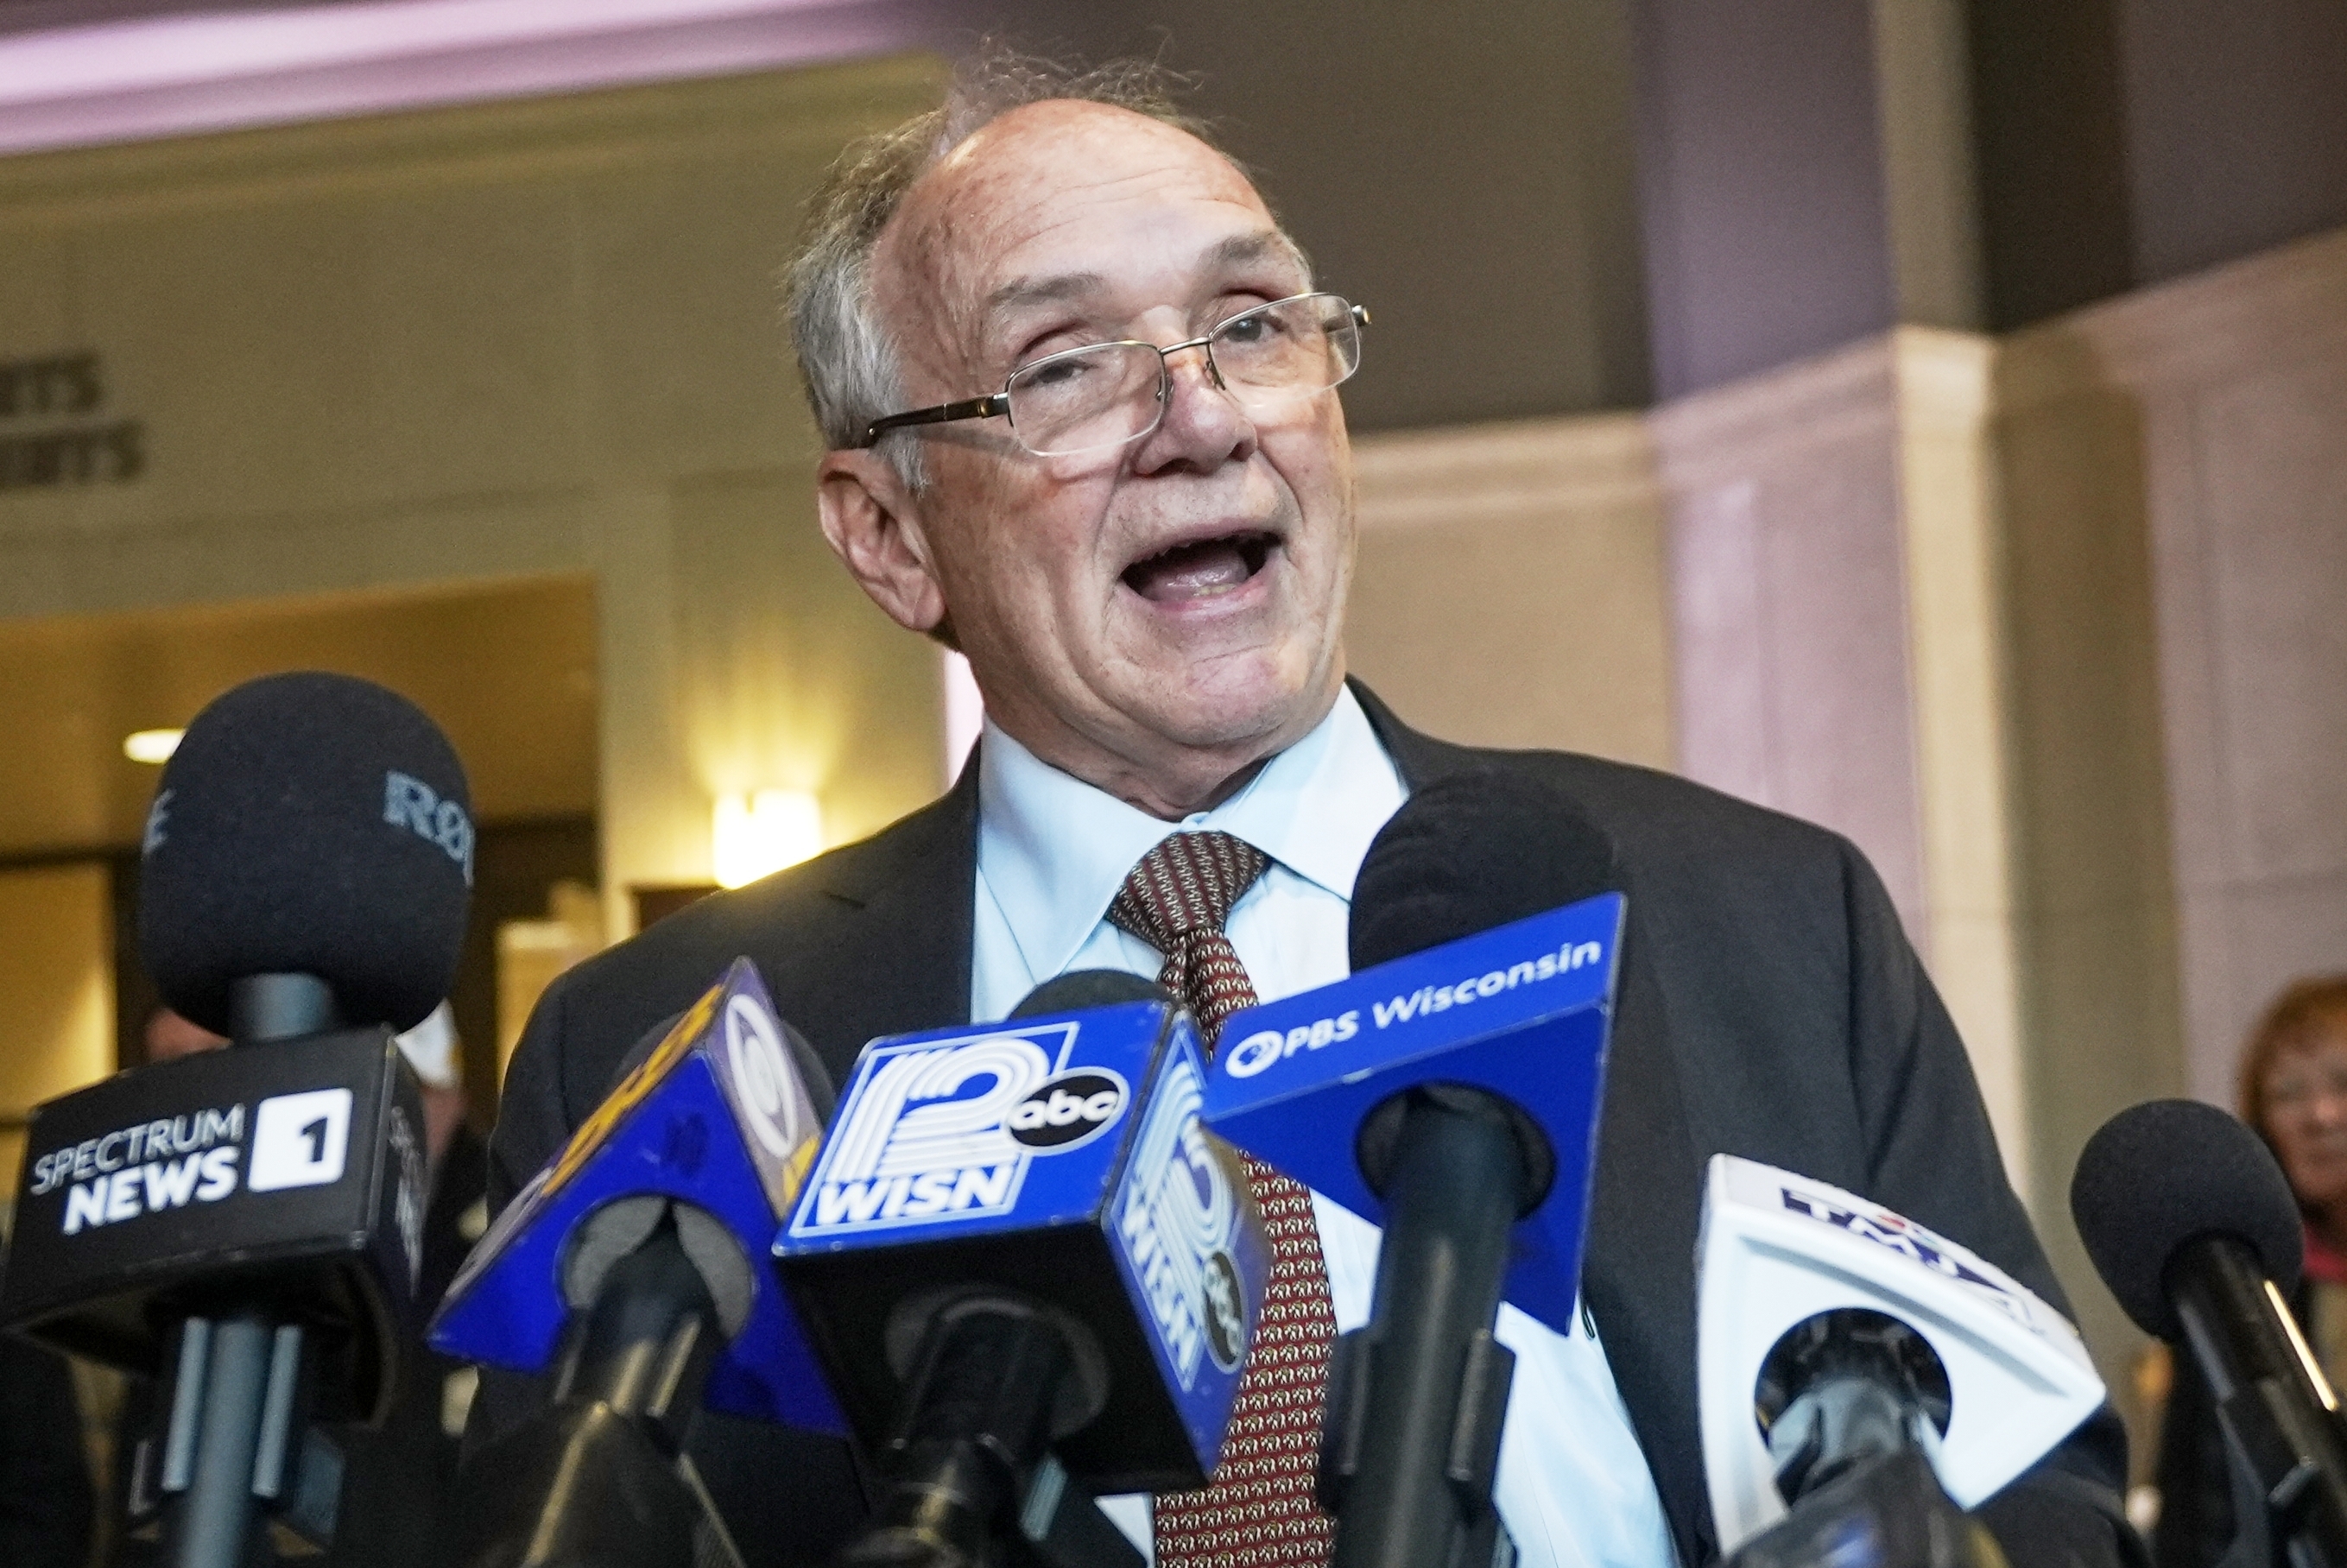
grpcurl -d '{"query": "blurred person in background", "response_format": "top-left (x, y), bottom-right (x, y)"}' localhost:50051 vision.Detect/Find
top-left (2154, 975), bottom-right (2347, 1565)
top-left (108, 1004), bottom-right (486, 1566)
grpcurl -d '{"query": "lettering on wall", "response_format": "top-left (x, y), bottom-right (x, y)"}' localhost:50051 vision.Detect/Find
top-left (0, 353), bottom-right (144, 490)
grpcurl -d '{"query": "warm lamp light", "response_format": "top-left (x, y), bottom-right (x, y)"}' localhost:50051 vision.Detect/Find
top-left (123, 728), bottom-right (184, 763)
top-left (712, 789), bottom-right (823, 889)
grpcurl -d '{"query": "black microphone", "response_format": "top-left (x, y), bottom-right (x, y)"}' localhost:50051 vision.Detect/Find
top-left (1313, 770), bottom-right (1613, 1568)
top-left (4, 672), bottom-right (471, 1568)
top-left (775, 971), bottom-right (1268, 1568)
top-left (1010, 971), bottom-right (1167, 1018)
top-left (139, 669), bottom-right (471, 1041)
top-left (2072, 1099), bottom-right (2347, 1565)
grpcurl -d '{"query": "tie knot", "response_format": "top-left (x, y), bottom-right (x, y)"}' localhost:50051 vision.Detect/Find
top-left (1107, 830), bottom-right (1270, 952)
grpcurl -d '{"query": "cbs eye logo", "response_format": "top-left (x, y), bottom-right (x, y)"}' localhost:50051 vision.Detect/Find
top-left (1005, 1071), bottom-right (1129, 1152)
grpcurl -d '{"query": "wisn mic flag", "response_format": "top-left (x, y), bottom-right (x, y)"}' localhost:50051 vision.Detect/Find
top-left (775, 997), bottom-right (1268, 1494)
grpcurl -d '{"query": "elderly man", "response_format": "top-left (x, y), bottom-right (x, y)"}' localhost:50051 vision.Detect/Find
top-left (478, 55), bottom-right (2135, 1568)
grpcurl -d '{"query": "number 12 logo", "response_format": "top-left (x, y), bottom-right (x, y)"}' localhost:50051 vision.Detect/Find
top-left (250, 1089), bottom-right (355, 1192)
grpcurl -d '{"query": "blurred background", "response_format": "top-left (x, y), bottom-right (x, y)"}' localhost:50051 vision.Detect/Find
top-left (0, 0), bottom-right (2342, 1523)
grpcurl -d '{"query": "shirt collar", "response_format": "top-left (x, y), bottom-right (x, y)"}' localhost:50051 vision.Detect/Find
top-left (976, 686), bottom-right (1403, 984)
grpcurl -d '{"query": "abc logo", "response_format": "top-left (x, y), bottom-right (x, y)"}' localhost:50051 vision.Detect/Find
top-left (1006, 1071), bottom-right (1129, 1152)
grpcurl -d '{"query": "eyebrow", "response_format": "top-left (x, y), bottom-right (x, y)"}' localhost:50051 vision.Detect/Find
top-left (978, 230), bottom-right (1310, 321)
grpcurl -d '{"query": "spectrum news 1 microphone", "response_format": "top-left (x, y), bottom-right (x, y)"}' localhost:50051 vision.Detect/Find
top-left (773, 970), bottom-right (1271, 1568)
top-left (2073, 1099), bottom-right (2347, 1566)
top-left (429, 957), bottom-right (844, 1568)
top-left (2, 671), bottom-right (472, 1568)
top-left (1201, 770), bottom-right (1624, 1568)
top-left (1696, 1155), bottom-right (2105, 1567)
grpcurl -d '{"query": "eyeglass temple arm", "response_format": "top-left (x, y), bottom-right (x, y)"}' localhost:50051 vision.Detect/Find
top-left (857, 394), bottom-right (1011, 448)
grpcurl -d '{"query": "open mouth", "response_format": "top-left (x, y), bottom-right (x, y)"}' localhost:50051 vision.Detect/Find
top-left (1121, 531), bottom-right (1279, 604)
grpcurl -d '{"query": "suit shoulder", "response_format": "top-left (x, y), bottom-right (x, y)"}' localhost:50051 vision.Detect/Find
top-left (527, 792), bottom-right (962, 1065)
top-left (1477, 746), bottom-right (1855, 870)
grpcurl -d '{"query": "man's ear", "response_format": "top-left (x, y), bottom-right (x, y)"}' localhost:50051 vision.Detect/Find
top-left (817, 448), bottom-right (949, 636)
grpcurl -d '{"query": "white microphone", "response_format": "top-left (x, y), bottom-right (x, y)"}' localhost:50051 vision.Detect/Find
top-left (1697, 1154), bottom-right (2105, 1557)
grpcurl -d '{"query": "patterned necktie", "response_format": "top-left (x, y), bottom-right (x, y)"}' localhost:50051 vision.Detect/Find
top-left (1106, 831), bottom-right (1337, 1568)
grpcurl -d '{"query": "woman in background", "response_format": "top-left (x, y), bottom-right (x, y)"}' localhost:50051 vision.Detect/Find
top-left (2155, 975), bottom-right (2347, 1566)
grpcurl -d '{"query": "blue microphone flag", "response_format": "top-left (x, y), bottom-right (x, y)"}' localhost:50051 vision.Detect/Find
top-left (776, 999), bottom-right (1269, 1491)
top-left (1201, 893), bottom-right (1623, 1337)
top-left (430, 958), bottom-right (845, 1433)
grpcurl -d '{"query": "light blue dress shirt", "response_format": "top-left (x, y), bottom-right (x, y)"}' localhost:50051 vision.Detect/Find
top-left (970, 688), bottom-right (1679, 1568)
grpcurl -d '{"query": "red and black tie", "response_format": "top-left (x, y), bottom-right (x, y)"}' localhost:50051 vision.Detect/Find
top-left (1106, 831), bottom-right (1337, 1568)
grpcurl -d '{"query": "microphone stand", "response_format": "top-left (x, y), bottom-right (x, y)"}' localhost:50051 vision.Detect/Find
top-left (2173, 1235), bottom-right (2347, 1566)
top-left (448, 1211), bottom-right (727, 1568)
top-left (161, 973), bottom-right (341, 1568)
top-left (1727, 1312), bottom-right (2003, 1568)
top-left (1320, 1085), bottom-right (1547, 1568)
top-left (833, 1293), bottom-right (1142, 1568)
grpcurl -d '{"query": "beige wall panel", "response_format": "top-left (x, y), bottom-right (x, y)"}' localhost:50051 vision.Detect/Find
top-left (577, 155), bottom-right (819, 482)
top-left (588, 484), bottom-right (698, 935)
top-left (1893, 329), bottom-right (2028, 1192)
top-left (0, 865), bottom-right (114, 1202)
top-left (2178, 345), bottom-right (2347, 1084)
top-left (2194, 359), bottom-right (2347, 884)
top-left (1344, 415), bottom-right (1673, 768)
top-left (361, 182), bottom-right (587, 499)
top-left (69, 199), bottom-right (393, 525)
top-left (2038, 227), bottom-right (2347, 1107)
top-left (670, 471), bottom-right (943, 855)
top-left (0, 57), bottom-right (951, 920)
top-left (0, 491), bottom-right (589, 623)
top-left (1651, 341), bottom-right (1931, 944)
top-left (0, 230), bottom-right (72, 348)
top-left (1989, 333), bottom-right (2187, 1417)
top-left (0, 579), bottom-right (598, 854)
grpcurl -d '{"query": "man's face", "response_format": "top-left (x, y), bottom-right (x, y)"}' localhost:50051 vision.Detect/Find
top-left (854, 103), bottom-right (1356, 805)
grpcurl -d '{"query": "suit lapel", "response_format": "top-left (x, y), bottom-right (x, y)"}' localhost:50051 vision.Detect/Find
top-left (1351, 680), bottom-right (1715, 1565)
top-left (763, 754), bottom-right (980, 1085)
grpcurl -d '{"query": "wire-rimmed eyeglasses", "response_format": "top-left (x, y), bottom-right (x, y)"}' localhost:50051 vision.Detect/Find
top-left (856, 292), bottom-right (1369, 458)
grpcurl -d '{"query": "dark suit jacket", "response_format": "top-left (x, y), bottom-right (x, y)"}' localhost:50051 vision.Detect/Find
top-left (475, 682), bottom-right (2136, 1566)
top-left (0, 1312), bottom-right (94, 1568)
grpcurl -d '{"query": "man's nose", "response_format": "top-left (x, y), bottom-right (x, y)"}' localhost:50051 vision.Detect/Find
top-left (1166, 337), bottom-right (1227, 391)
top-left (1138, 341), bottom-right (1254, 469)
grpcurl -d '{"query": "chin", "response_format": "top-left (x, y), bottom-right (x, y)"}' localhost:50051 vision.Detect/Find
top-left (1133, 654), bottom-right (1337, 751)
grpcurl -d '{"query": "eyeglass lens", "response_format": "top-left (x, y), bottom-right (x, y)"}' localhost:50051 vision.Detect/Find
top-left (1003, 294), bottom-right (1361, 457)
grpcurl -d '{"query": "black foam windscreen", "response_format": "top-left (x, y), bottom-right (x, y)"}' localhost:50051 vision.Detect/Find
top-left (2070, 1098), bottom-right (2306, 1341)
top-left (138, 672), bottom-right (473, 1036)
top-left (1350, 770), bottom-right (1623, 972)
top-left (1009, 969), bottom-right (1173, 1020)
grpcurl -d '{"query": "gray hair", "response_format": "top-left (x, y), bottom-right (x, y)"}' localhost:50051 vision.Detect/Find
top-left (782, 47), bottom-right (1223, 487)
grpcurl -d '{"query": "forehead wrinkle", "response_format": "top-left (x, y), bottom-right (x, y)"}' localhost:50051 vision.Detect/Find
top-left (979, 229), bottom-right (1305, 332)
top-left (873, 103), bottom-right (1287, 389)
top-left (984, 270), bottom-right (1107, 316)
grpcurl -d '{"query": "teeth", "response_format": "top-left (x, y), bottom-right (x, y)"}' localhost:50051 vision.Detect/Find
top-left (1123, 533), bottom-right (1269, 603)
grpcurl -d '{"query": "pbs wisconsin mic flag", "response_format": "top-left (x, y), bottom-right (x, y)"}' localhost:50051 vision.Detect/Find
top-left (431, 958), bottom-right (845, 1433)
